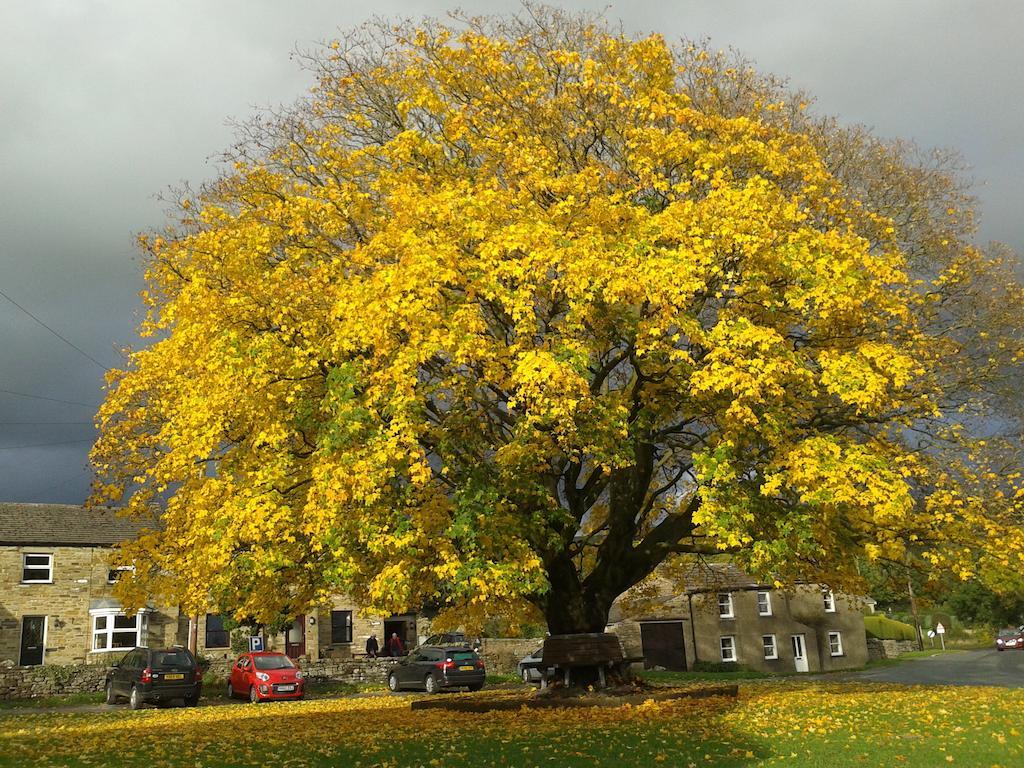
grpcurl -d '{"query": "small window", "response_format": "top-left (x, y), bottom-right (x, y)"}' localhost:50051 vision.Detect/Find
top-left (823, 590), bottom-right (836, 613)
top-left (107, 566), bottom-right (134, 584)
top-left (762, 634), bottom-right (778, 659)
top-left (828, 631), bottom-right (844, 656)
top-left (717, 593), bottom-right (734, 619)
top-left (756, 591), bottom-right (772, 616)
top-left (205, 614), bottom-right (230, 648)
top-left (22, 553), bottom-right (53, 583)
top-left (720, 636), bottom-right (737, 662)
top-left (331, 610), bottom-right (353, 644)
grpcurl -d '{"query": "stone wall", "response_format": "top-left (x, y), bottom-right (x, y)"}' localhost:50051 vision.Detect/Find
top-left (0, 657), bottom-right (400, 700)
top-left (866, 637), bottom-right (920, 661)
top-left (0, 662), bottom-right (109, 699)
top-left (477, 637), bottom-right (544, 674)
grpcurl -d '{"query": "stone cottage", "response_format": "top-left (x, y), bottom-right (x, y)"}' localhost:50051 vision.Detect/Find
top-left (0, 503), bottom-right (421, 666)
top-left (608, 563), bottom-right (868, 673)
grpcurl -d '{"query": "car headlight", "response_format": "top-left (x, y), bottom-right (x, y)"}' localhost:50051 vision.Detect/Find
top-left (256, 672), bottom-right (270, 681)
top-left (295, 671), bottom-right (303, 680)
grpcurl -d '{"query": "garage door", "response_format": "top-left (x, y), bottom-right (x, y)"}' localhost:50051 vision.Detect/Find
top-left (640, 621), bottom-right (687, 671)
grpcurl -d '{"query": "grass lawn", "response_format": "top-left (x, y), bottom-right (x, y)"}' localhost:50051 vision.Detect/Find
top-left (1, 681), bottom-right (1021, 767)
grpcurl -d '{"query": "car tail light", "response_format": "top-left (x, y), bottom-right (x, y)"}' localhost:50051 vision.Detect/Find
top-left (435, 660), bottom-right (455, 672)
top-left (194, 669), bottom-right (204, 683)
top-left (140, 668), bottom-right (153, 683)
top-left (476, 660), bottom-right (485, 669)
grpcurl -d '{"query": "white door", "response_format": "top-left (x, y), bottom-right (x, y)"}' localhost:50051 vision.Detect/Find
top-left (791, 634), bottom-right (808, 673)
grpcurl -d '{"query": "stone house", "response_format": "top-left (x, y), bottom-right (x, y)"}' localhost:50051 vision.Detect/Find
top-left (0, 503), bottom-right (422, 667)
top-left (609, 563), bottom-right (868, 673)
top-left (0, 503), bottom-right (179, 666)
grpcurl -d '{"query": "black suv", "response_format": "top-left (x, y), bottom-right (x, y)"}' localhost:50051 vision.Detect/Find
top-left (387, 645), bottom-right (485, 693)
top-left (105, 647), bottom-right (203, 709)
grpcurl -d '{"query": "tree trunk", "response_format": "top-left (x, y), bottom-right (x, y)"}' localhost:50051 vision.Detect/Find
top-left (539, 552), bottom-right (614, 634)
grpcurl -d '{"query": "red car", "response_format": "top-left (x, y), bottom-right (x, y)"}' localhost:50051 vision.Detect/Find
top-left (227, 652), bottom-right (305, 703)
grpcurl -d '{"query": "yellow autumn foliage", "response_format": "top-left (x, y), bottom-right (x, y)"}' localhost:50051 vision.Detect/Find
top-left (91, 9), bottom-right (1024, 629)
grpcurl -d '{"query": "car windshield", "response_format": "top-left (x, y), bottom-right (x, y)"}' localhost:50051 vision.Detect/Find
top-left (998, 629), bottom-right (1018, 638)
top-left (253, 655), bottom-right (295, 670)
top-left (152, 650), bottom-right (194, 668)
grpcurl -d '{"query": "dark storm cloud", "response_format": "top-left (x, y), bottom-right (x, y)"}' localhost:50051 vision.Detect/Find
top-left (1, 0), bottom-right (1021, 503)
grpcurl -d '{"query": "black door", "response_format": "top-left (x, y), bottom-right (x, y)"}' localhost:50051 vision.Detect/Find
top-left (640, 621), bottom-right (687, 671)
top-left (19, 616), bottom-right (45, 666)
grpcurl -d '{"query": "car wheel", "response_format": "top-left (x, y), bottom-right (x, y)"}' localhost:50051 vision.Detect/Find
top-left (468, 683), bottom-right (483, 692)
top-left (128, 685), bottom-right (143, 711)
top-left (227, 681), bottom-right (235, 699)
top-left (249, 686), bottom-right (260, 704)
top-left (105, 681), bottom-right (119, 705)
top-left (424, 674), bottom-right (439, 694)
top-left (184, 694), bottom-right (199, 707)
top-left (387, 673), bottom-right (400, 692)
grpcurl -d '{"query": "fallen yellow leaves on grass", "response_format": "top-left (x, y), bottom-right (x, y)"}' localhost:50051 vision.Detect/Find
top-left (0, 683), bottom-right (1021, 767)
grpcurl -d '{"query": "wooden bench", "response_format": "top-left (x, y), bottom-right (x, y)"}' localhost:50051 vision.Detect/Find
top-left (528, 633), bottom-right (644, 688)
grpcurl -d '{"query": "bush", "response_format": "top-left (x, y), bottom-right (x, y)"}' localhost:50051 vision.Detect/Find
top-left (864, 615), bottom-right (918, 640)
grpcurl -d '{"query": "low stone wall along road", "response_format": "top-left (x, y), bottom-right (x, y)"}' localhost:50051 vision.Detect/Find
top-left (836, 648), bottom-right (1024, 688)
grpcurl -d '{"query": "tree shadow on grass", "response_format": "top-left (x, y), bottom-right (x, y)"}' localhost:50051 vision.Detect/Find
top-left (0, 691), bottom-right (776, 768)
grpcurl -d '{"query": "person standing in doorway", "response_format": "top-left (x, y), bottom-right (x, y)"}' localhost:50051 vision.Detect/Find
top-left (388, 632), bottom-right (405, 657)
top-left (365, 634), bottom-right (379, 658)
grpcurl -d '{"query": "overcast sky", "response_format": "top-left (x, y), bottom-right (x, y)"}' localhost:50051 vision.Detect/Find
top-left (1, 1), bottom-right (1021, 504)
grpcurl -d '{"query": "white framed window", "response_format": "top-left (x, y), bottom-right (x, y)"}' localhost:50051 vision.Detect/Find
top-left (717, 593), bottom-right (734, 619)
top-left (720, 635), bottom-right (737, 662)
top-left (828, 631), bottom-right (844, 656)
top-left (762, 634), bottom-right (778, 659)
top-left (756, 591), bottom-right (772, 616)
top-left (22, 553), bottom-right (53, 583)
top-left (107, 566), bottom-right (134, 584)
top-left (89, 609), bottom-right (149, 652)
top-left (823, 590), bottom-right (836, 613)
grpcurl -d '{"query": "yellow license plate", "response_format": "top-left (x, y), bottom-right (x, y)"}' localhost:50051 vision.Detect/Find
top-left (459, 665), bottom-right (475, 671)
top-left (164, 673), bottom-right (185, 680)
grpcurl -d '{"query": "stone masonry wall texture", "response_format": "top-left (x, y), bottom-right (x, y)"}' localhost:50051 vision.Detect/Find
top-left (0, 658), bottom-right (400, 700)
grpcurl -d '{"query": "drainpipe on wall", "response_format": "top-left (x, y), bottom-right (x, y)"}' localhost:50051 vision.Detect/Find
top-left (687, 593), bottom-right (698, 668)
top-left (188, 615), bottom-right (198, 655)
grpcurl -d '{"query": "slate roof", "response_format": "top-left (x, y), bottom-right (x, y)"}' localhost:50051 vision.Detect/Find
top-left (680, 563), bottom-right (767, 594)
top-left (0, 503), bottom-right (152, 547)
top-left (609, 563), bottom-right (770, 622)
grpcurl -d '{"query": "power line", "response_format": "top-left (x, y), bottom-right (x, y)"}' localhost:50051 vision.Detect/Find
top-left (0, 421), bottom-right (94, 425)
top-left (0, 438), bottom-right (94, 451)
top-left (0, 287), bottom-right (111, 372)
top-left (0, 389), bottom-right (99, 408)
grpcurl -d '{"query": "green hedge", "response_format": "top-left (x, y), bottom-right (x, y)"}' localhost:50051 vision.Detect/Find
top-left (864, 614), bottom-right (918, 641)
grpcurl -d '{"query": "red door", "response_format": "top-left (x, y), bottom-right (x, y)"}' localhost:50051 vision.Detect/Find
top-left (285, 616), bottom-right (305, 659)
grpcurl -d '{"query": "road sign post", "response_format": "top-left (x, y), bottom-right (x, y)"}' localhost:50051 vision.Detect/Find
top-left (935, 622), bottom-right (946, 650)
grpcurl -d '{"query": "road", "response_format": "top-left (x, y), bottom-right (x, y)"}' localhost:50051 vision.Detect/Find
top-left (835, 648), bottom-right (1024, 688)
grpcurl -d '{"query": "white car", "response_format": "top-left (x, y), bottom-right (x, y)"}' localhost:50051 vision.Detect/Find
top-left (517, 647), bottom-right (552, 683)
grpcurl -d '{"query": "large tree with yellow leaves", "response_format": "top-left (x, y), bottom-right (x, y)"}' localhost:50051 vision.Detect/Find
top-left (92, 9), bottom-right (1024, 634)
